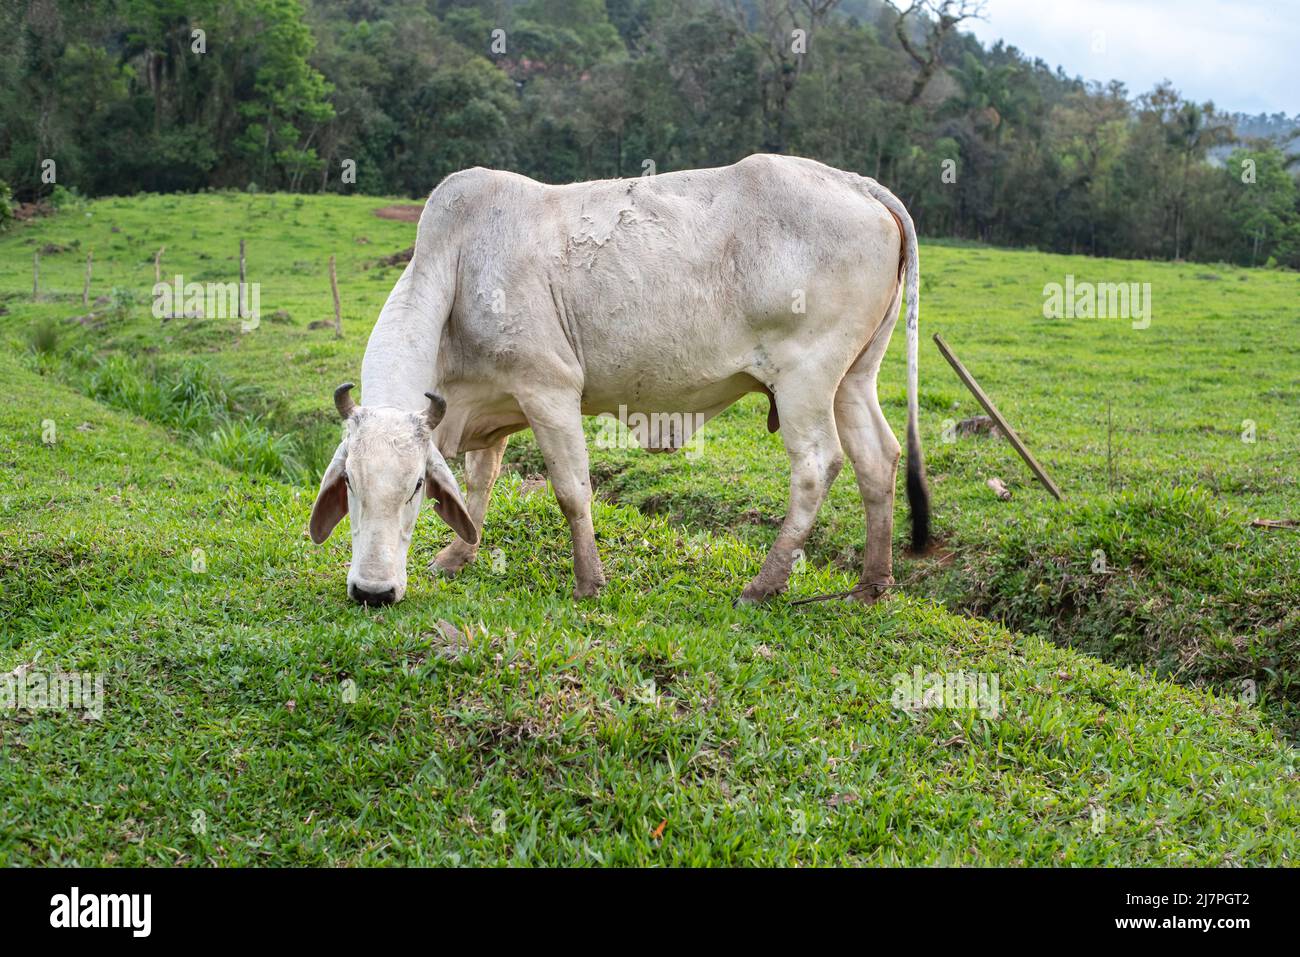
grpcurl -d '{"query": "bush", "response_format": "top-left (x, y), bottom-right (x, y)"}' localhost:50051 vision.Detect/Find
top-left (83, 354), bottom-right (235, 434)
top-left (68, 350), bottom-right (307, 483)
top-left (205, 419), bottom-right (306, 483)
top-left (26, 320), bottom-right (60, 355)
top-left (107, 286), bottom-right (139, 320)
top-left (0, 179), bottom-right (13, 231)
top-left (48, 184), bottom-right (86, 210)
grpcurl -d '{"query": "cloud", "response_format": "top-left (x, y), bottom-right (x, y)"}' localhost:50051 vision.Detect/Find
top-left (964, 0), bottom-right (1299, 115)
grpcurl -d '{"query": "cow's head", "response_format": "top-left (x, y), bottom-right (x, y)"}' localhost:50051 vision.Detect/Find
top-left (309, 383), bottom-right (476, 605)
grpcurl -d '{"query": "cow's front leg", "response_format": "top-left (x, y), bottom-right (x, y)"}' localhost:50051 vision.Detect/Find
top-left (740, 391), bottom-right (842, 603)
top-left (432, 435), bottom-right (509, 576)
top-left (520, 393), bottom-right (606, 599)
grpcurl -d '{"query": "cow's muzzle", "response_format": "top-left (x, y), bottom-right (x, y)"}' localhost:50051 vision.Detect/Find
top-left (349, 581), bottom-right (399, 605)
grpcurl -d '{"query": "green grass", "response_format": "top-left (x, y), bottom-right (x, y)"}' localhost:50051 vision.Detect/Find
top-left (1, 192), bottom-right (1298, 865)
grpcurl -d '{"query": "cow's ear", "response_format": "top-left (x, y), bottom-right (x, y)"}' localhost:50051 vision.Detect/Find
top-left (309, 446), bottom-right (349, 544)
top-left (425, 446), bottom-right (478, 545)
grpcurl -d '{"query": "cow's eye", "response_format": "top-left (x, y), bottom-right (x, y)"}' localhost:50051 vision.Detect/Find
top-left (407, 478), bottom-right (423, 504)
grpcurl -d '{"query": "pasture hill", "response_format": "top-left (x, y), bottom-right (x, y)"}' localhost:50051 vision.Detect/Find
top-left (1, 191), bottom-right (1297, 865)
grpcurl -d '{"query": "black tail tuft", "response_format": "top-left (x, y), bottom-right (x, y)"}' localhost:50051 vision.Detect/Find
top-left (905, 421), bottom-right (931, 554)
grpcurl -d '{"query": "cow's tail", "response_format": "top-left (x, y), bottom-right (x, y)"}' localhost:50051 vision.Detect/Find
top-left (861, 179), bottom-right (930, 553)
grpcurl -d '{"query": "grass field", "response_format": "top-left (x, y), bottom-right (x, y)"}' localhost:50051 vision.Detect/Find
top-left (1, 191), bottom-right (1297, 865)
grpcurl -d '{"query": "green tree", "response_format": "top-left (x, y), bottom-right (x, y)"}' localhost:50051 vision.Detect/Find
top-left (234, 0), bottom-right (335, 190)
top-left (1225, 145), bottom-right (1300, 266)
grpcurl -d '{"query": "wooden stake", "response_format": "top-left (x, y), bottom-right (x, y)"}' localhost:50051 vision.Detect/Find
top-left (82, 249), bottom-right (93, 307)
top-left (32, 251), bottom-right (40, 301)
top-left (239, 239), bottom-right (247, 322)
top-left (329, 254), bottom-right (342, 338)
top-left (1250, 518), bottom-right (1299, 530)
top-left (933, 333), bottom-right (1064, 501)
top-left (1106, 397), bottom-right (1113, 491)
top-left (154, 246), bottom-right (165, 285)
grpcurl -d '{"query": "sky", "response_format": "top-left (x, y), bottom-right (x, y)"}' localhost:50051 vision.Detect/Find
top-left (963, 0), bottom-right (1299, 116)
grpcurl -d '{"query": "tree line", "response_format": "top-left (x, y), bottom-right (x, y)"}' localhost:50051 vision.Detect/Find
top-left (2, 0), bottom-right (1297, 267)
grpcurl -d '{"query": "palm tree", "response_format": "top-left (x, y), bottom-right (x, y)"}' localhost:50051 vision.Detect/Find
top-left (1166, 102), bottom-right (1233, 259)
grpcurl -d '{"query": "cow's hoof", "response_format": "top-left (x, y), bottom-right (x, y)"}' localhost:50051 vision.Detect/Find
top-left (848, 578), bottom-right (894, 605)
top-left (738, 579), bottom-right (786, 604)
top-left (432, 546), bottom-right (476, 577)
top-left (573, 578), bottom-right (605, 599)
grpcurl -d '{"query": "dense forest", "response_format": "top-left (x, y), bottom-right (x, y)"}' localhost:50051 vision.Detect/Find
top-left (2, 0), bottom-right (1298, 266)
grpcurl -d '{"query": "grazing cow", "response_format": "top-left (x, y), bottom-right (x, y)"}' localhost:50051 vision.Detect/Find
top-left (310, 154), bottom-right (930, 605)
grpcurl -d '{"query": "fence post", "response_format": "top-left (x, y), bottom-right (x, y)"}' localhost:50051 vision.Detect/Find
top-left (83, 248), bottom-right (93, 308)
top-left (329, 254), bottom-right (342, 339)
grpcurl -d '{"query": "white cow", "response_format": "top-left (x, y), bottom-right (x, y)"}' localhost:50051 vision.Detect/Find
top-left (310, 154), bottom-right (930, 605)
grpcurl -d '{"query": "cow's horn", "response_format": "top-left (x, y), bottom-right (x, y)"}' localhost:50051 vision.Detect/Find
top-left (424, 391), bottom-right (446, 430)
top-left (334, 382), bottom-right (357, 420)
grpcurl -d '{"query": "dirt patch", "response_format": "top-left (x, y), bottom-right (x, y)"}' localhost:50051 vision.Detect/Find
top-left (15, 201), bottom-right (55, 221)
top-left (519, 474), bottom-right (549, 497)
top-left (372, 204), bottom-right (423, 222)
top-left (373, 246), bottom-right (414, 268)
top-left (905, 540), bottom-right (956, 566)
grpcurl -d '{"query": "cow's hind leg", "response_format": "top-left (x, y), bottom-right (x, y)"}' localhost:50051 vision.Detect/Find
top-left (834, 370), bottom-right (901, 603)
top-left (432, 435), bottom-right (508, 576)
top-left (739, 385), bottom-right (843, 603)
top-left (519, 392), bottom-right (606, 599)
top-left (833, 279), bottom-right (904, 603)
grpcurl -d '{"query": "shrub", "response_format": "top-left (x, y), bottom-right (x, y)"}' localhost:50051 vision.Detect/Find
top-left (67, 350), bottom-right (307, 483)
top-left (48, 184), bottom-right (86, 210)
top-left (0, 179), bottom-right (13, 231)
top-left (26, 320), bottom-right (60, 355)
top-left (205, 419), bottom-right (306, 482)
top-left (108, 286), bottom-right (139, 320)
